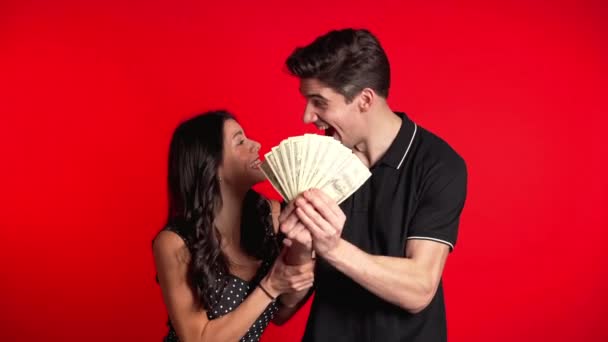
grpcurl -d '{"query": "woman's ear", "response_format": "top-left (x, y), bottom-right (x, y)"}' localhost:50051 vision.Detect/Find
top-left (216, 165), bottom-right (224, 182)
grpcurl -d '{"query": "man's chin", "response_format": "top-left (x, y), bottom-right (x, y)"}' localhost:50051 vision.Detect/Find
top-left (324, 129), bottom-right (341, 142)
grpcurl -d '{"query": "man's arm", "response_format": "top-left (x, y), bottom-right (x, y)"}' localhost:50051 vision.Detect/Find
top-left (323, 237), bottom-right (449, 313)
top-left (281, 189), bottom-right (454, 313)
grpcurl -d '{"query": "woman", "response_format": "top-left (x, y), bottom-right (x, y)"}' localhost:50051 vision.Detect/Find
top-left (153, 110), bottom-right (314, 342)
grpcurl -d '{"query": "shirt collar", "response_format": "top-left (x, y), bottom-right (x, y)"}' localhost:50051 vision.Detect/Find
top-left (377, 112), bottom-right (418, 169)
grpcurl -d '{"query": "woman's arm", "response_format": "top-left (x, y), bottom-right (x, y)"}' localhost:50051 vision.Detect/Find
top-left (153, 230), bottom-right (312, 342)
top-left (269, 200), bottom-right (316, 325)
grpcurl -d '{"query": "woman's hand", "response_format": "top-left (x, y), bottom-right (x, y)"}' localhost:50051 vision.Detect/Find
top-left (279, 200), bottom-right (315, 265)
top-left (260, 249), bottom-right (314, 298)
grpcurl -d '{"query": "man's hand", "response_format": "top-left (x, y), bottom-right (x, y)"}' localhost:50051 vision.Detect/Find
top-left (281, 189), bottom-right (346, 258)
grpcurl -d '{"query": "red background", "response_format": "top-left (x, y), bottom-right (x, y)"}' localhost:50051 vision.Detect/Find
top-left (1, 0), bottom-right (607, 341)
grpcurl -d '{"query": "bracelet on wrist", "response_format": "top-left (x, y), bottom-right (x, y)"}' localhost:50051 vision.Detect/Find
top-left (258, 283), bottom-right (276, 301)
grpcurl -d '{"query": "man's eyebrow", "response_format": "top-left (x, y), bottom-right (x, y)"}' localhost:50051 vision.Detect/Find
top-left (304, 93), bottom-right (329, 101)
top-left (232, 130), bottom-right (243, 138)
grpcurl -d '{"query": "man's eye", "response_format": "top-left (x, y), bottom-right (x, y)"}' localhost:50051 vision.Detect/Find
top-left (313, 100), bottom-right (326, 108)
top-left (237, 140), bottom-right (245, 145)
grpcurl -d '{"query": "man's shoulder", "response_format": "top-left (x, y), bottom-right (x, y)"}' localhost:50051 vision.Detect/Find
top-left (418, 126), bottom-right (464, 164)
top-left (415, 124), bottom-right (466, 172)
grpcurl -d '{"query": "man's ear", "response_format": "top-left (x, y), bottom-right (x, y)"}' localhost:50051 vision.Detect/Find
top-left (358, 88), bottom-right (375, 112)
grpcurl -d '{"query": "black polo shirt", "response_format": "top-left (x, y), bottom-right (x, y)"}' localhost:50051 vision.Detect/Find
top-left (302, 112), bottom-right (467, 342)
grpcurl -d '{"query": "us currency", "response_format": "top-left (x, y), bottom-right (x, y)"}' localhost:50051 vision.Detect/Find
top-left (308, 140), bottom-right (349, 189)
top-left (313, 150), bottom-right (352, 190)
top-left (319, 154), bottom-right (371, 204)
top-left (277, 141), bottom-right (295, 198)
top-left (260, 160), bottom-right (288, 201)
top-left (266, 149), bottom-right (292, 199)
top-left (289, 136), bottom-right (307, 194)
top-left (299, 134), bottom-right (317, 191)
top-left (300, 134), bottom-right (323, 191)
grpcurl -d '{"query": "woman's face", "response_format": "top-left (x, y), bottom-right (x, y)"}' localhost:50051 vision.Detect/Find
top-left (218, 119), bottom-right (264, 188)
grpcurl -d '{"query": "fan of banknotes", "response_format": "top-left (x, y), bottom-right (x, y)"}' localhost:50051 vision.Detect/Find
top-left (260, 134), bottom-right (371, 204)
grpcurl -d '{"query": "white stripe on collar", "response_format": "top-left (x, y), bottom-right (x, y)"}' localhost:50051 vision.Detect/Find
top-left (396, 123), bottom-right (417, 170)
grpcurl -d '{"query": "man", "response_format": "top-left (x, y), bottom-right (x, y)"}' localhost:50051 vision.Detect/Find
top-left (278, 28), bottom-right (467, 341)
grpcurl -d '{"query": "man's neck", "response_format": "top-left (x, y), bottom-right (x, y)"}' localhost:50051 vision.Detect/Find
top-left (353, 105), bottom-right (402, 168)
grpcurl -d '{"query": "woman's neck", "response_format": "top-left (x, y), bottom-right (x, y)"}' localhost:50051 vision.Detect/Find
top-left (214, 183), bottom-right (246, 247)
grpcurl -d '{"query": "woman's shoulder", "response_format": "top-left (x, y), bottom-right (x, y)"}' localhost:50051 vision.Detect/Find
top-left (154, 226), bottom-right (190, 254)
top-left (154, 227), bottom-right (186, 248)
top-left (152, 228), bottom-right (191, 266)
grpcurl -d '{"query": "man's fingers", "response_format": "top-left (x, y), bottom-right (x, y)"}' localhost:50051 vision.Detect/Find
top-left (316, 189), bottom-right (345, 218)
top-left (304, 189), bottom-right (345, 224)
top-left (296, 207), bottom-right (328, 239)
top-left (296, 199), bottom-right (334, 235)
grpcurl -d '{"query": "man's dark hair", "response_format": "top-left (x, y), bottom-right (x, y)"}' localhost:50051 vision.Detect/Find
top-left (286, 28), bottom-right (390, 102)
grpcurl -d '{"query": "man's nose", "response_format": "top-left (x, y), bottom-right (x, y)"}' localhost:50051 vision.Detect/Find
top-left (303, 103), bottom-right (317, 124)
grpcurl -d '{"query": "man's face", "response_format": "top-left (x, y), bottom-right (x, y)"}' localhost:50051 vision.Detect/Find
top-left (298, 78), bottom-right (362, 149)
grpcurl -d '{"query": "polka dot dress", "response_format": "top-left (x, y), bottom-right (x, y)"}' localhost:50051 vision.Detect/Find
top-left (164, 266), bottom-right (279, 342)
top-left (209, 271), bottom-right (280, 341)
top-left (162, 227), bottom-right (280, 342)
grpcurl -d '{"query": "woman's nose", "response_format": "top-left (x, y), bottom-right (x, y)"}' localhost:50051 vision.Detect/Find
top-left (251, 140), bottom-right (261, 153)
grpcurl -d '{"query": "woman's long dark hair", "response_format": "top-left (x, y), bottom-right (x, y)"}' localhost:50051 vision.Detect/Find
top-left (165, 110), bottom-right (279, 310)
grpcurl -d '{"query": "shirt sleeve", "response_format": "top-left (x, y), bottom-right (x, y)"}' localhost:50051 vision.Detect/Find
top-left (407, 156), bottom-right (467, 251)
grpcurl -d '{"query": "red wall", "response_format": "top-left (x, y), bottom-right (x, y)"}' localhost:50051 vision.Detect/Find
top-left (1, 1), bottom-right (607, 341)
